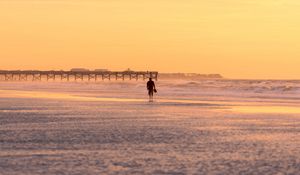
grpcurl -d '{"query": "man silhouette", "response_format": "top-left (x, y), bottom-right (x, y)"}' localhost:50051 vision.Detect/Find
top-left (147, 78), bottom-right (156, 102)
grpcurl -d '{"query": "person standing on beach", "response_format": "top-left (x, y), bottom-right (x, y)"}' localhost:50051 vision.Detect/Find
top-left (147, 78), bottom-right (156, 102)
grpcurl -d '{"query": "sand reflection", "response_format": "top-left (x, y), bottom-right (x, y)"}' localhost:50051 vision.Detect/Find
top-left (1, 89), bottom-right (300, 115)
top-left (0, 89), bottom-right (223, 105)
top-left (231, 106), bottom-right (300, 114)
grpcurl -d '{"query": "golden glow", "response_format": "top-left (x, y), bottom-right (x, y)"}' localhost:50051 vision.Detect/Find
top-left (0, 89), bottom-right (145, 102)
top-left (1, 0), bottom-right (300, 79)
top-left (1, 89), bottom-right (300, 114)
top-left (232, 106), bottom-right (300, 114)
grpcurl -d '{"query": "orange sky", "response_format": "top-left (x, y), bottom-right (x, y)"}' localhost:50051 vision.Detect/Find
top-left (0, 0), bottom-right (300, 79)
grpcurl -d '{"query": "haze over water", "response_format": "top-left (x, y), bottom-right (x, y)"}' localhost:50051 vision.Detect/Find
top-left (0, 79), bottom-right (300, 174)
top-left (1, 0), bottom-right (300, 79)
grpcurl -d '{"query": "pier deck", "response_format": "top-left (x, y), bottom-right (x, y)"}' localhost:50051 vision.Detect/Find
top-left (0, 70), bottom-right (158, 81)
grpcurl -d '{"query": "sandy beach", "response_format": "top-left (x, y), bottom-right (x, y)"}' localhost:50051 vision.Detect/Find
top-left (0, 80), bottom-right (300, 175)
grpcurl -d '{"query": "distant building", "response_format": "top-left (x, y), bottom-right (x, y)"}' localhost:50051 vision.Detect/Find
top-left (70, 68), bottom-right (90, 72)
top-left (95, 69), bottom-right (109, 72)
top-left (124, 68), bottom-right (134, 72)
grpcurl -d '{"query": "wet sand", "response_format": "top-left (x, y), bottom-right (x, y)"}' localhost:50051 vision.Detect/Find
top-left (0, 82), bottom-right (300, 174)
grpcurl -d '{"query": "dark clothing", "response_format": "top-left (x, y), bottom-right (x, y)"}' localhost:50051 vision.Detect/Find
top-left (147, 80), bottom-right (155, 91)
top-left (147, 80), bottom-right (155, 96)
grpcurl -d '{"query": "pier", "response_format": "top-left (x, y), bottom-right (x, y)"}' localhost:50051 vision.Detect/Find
top-left (0, 70), bottom-right (158, 81)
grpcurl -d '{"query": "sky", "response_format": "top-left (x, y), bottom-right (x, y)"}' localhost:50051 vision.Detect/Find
top-left (0, 0), bottom-right (300, 79)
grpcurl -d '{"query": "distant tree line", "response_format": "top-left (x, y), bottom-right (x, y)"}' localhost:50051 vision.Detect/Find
top-left (159, 73), bottom-right (223, 79)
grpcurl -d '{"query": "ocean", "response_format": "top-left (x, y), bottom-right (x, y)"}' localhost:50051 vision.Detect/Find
top-left (0, 79), bottom-right (300, 174)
